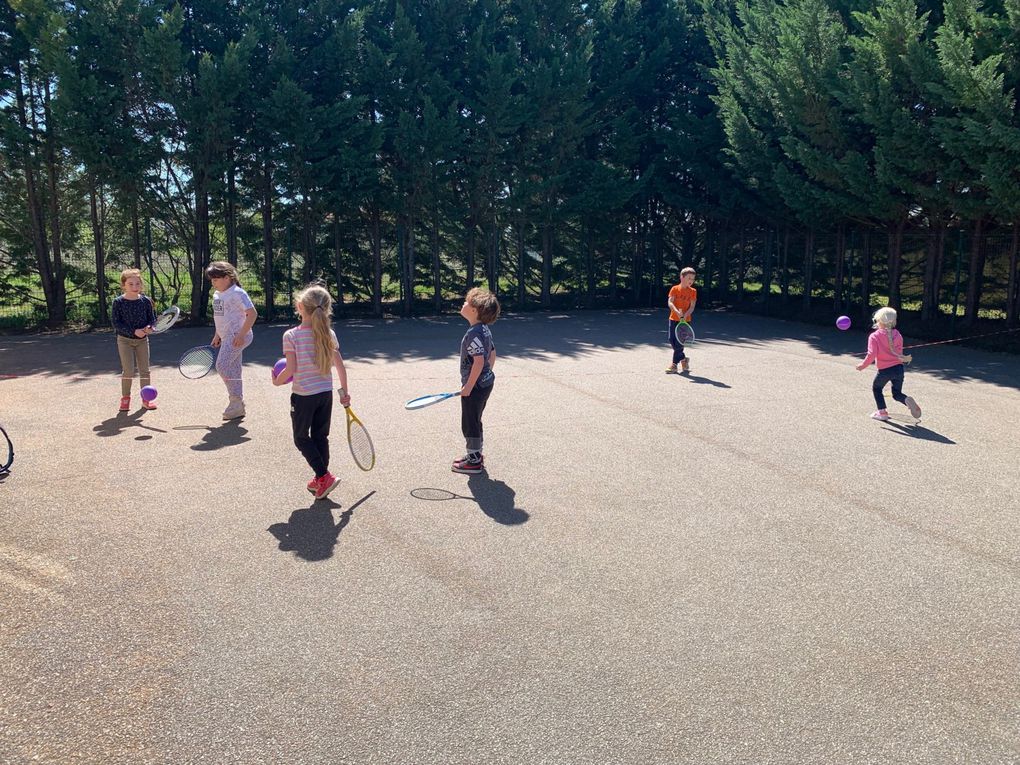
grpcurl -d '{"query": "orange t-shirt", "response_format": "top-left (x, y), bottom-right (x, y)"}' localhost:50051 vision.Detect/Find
top-left (668, 284), bottom-right (697, 322)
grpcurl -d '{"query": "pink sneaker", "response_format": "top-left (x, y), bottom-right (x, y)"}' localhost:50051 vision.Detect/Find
top-left (871, 410), bottom-right (890, 421)
top-left (119, 396), bottom-right (131, 412)
top-left (307, 477), bottom-right (318, 494)
top-left (142, 399), bottom-right (157, 411)
top-left (314, 472), bottom-right (339, 500)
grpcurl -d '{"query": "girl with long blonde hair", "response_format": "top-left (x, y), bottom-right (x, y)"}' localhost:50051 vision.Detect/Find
top-left (272, 284), bottom-right (351, 499)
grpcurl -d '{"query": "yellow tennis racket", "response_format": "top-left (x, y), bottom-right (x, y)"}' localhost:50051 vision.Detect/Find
top-left (344, 405), bottom-right (375, 471)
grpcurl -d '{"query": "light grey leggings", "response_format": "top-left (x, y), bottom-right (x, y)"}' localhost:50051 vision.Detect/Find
top-left (216, 333), bottom-right (253, 399)
top-left (116, 336), bottom-right (150, 397)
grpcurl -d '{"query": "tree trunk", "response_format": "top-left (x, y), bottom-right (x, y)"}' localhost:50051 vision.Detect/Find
top-left (736, 223), bottom-right (746, 302)
top-left (781, 226), bottom-right (790, 301)
top-left (701, 220), bottom-right (715, 303)
top-left (89, 178), bottom-right (109, 324)
top-left (631, 217), bottom-right (644, 304)
top-left (921, 220), bottom-right (946, 322)
top-left (760, 227), bottom-right (774, 309)
top-left (541, 224), bottom-right (552, 309)
top-left (584, 221), bottom-right (595, 309)
top-left (333, 216), bottom-right (344, 311)
top-left (488, 208), bottom-right (499, 294)
top-left (609, 228), bottom-right (619, 304)
top-left (1007, 220), bottom-right (1019, 327)
top-left (834, 222), bottom-right (846, 314)
top-left (370, 205), bottom-right (382, 317)
top-left (14, 62), bottom-right (61, 323)
top-left (303, 193), bottom-right (315, 281)
top-left (261, 161), bottom-right (275, 320)
top-left (226, 163), bottom-right (238, 266)
top-left (860, 228), bottom-right (873, 321)
top-left (131, 205), bottom-right (142, 270)
top-left (466, 210), bottom-right (477, 289)
top-left (516, 218), bottom-right (526, 308)
top-left (432, 208), bottom-right (442, 312)
top-left (404, 215), bottom-right (415, 316)
top-left (42, 79), bottom-right (66, 316)
top-left (887, 217), bottom-right (905, 311)
top-left (191, 176), bottom-right (211, 318)
top-left (802, 230), bottom-right (814, 311)
top-left (962, 218), bottom-right (986, 328)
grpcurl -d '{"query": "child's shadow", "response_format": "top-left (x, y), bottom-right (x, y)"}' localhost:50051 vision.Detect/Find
top-left (674, 373), bottom-right (731, 388)
top-left (93, 411), bottom-right (167, 438)
top-left (882, 421), bottom-right (956, 444)
top-left (467, 474), bottom-right (528, 525)
top-left (175, 422), bottom-right (251, 451)
top-left (267, 491), bottom-right (374, 561)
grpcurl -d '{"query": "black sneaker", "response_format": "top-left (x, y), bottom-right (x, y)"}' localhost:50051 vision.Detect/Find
top-left (452, 456), bottom-right (484, 474)
top-left (451, 454), bottom-right (484, 466)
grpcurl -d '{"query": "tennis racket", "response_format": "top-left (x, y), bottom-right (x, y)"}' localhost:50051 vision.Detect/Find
top-left (674, 321), bottom-right (695, 345)
top-left (149, 306), bottom-right (181, 334)
top-left (405, 392), bottom-right (459, 410)
top-left (178, 345), bottom-right (218, 379)
top-left (0, 424), bottom-right (12, 474)
top-left (344, 404), bottom-right (376, 471)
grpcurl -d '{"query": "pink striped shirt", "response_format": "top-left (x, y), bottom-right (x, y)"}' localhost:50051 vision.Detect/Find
top-left (283, 326), bottom-right (338, 395)
top-left (861, 328), bottom-right (906, 370)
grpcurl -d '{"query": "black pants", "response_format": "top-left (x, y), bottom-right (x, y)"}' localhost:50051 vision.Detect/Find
top-left (668, 320), bottom-right (687, 364)
top-left (872, 364), bottom-right (907, 410)
top-left (291, 391), bottom-right (333, 477)
top-left (461, 383), bottom-right (493, 453)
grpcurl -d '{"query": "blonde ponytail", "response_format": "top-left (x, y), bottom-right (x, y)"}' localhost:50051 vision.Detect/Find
top-left (296, 285), bottom-right (336, 376)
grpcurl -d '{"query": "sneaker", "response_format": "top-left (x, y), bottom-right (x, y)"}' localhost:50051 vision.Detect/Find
top-left (222, 399), bottom-right (245, 420)
top-left (314, 472), bottom-right (339, 500)
top-left (307, 477), bottom-right (319, 494)
top-left (119, 396), bottom-right (131, 412)
top-left (451, 454), bottom-right (485, 466)
top-left (681, 359), bottom-right (690, 374)
top-left (871, 410), bottom-right (891, 421)
top-left (904, 396), bottom-right (922, 419)
top-left (452, 456), bottom-right (484, 474)
top-left (665, 365), bottom-right (678, 374)
top-left (142, 399), bottom-right (158, 411)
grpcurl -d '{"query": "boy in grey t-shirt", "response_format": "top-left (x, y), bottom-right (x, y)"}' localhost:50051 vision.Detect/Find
top-left (453, 288), bottom-right (500, 474)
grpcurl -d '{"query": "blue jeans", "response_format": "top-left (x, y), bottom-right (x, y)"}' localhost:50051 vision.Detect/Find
top-left (668, 320), bottom-right (686, 364)
top-left (872, 365), bottom-right (907, 410)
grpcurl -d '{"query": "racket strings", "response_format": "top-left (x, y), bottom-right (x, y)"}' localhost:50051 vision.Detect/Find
top-left (348, 421), bottom-right (375, 471)
top-left (179, 347), bottom-right (217, 379)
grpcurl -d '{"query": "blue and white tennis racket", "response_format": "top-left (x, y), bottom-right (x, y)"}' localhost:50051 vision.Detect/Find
top-left (404, 392), bottom-right (459, 410)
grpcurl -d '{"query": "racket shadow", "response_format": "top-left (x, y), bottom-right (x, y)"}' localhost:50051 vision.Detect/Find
top-left (412, 477), bottom-right (527, 525)
top-left (94, 411), bottom-right (169, 437)
top-left (267, 491), bottom-right (374, 562)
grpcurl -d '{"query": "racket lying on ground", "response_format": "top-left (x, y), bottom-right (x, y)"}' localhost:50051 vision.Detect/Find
top-left (0, 424), bottom-right (12, 474)
top-left (149, 306), bottom-right (181, 334)
top-left (344, 404), bottom-right (376, 471)
top-left (178, 345), bottom-right (218, 379)
top-left (404, 392), bottom-right (459, 410)
top-left (674, 320), bottom-right (696, 345)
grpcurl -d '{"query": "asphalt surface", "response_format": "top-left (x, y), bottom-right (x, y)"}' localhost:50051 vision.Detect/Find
top-left (1, 309), bottom-right (1018, 764)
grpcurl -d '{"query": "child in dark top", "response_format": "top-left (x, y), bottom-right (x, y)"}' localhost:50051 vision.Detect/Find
top-left (111, 268), bottom-right (157, 412)
top-left (453, 288), bottom-right (500, 474)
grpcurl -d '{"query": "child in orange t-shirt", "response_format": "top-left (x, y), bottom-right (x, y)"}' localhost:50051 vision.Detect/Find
top-left (666, 267), bottom-right (697, 374)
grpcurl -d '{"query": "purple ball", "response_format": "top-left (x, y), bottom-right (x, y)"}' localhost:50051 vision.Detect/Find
top-left (272, 358), bottom-right (292, 384)
top-left (836, 315), bottom-right (852, 331)
top-left (140, 385), bottom-right (158, 402)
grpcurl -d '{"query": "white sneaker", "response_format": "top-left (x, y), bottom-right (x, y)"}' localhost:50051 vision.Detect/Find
top-left (871, 410), bottom-right (890, 421)
top-left (904, 396), bottom-right (921, 419)
top-left (222, 399), bottom-right (246, 420)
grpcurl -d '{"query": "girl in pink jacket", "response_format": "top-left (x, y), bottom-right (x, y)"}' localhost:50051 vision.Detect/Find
top-left (856, 307), bottom-right (922, 421)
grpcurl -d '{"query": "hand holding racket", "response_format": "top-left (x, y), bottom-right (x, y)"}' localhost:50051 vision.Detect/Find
top-left (405, 392), bottom-right (460, 410)
top-left (149, 306), bottom-right (181, 334)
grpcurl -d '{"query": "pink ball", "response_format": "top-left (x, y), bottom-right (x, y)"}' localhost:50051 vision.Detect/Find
top-left (140, 385), bottom-right (158, 402)
top-left (272, 358), bottom-right (292, 384)
top-left (836, 315), bottom-right (852, 331)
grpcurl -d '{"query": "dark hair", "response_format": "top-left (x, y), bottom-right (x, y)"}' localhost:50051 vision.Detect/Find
top-left (206, 261), bottom-right (239, 285)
